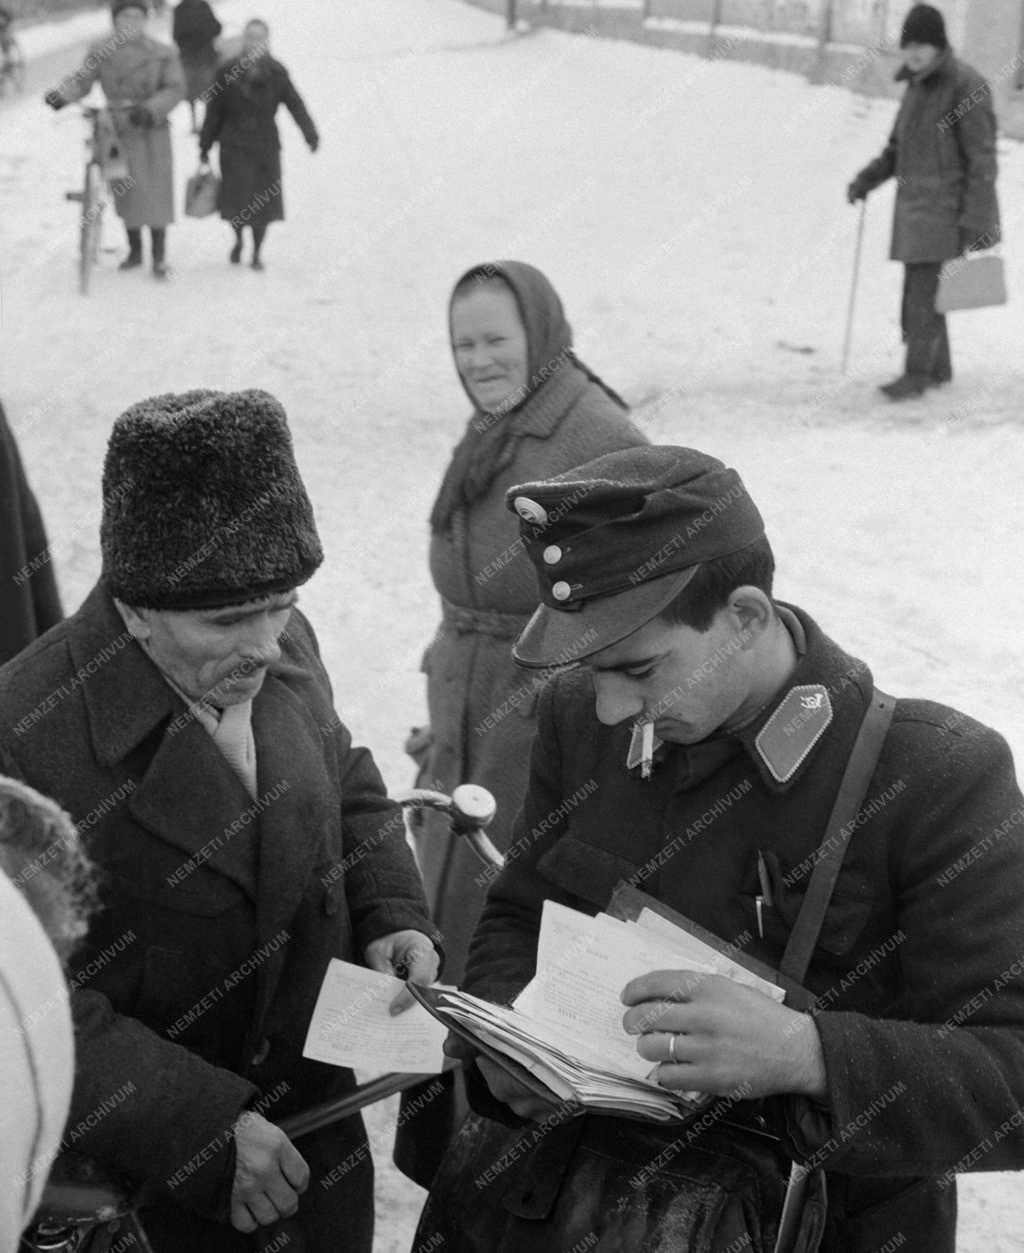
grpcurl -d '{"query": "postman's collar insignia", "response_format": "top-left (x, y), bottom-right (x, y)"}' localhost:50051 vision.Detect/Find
top-left (754, 684), bottom-right (833, 785)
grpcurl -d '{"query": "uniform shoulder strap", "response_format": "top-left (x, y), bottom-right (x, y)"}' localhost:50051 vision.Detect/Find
top-left (779, 688), bottom-right (896, 985)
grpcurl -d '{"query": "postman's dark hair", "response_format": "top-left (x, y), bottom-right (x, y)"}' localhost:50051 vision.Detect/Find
top-left (657, 537), bottom-right (776, 632)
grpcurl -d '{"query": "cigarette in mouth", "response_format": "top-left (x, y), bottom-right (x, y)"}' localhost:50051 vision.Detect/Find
top-left (641, 720), bottom-right (654, 779)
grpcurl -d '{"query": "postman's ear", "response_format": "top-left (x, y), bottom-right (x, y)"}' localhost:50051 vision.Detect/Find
top-left (724, 586), bottom-right (774, 648)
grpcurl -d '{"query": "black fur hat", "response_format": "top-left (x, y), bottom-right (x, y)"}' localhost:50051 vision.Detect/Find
top-left (900, 4), bottom-right (948, 49)
top-left (101, 389), bottom-right (323, 610)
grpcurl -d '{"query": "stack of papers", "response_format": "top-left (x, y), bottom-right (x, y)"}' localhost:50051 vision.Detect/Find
top-left (417, 899), bottom-right (785, 1121)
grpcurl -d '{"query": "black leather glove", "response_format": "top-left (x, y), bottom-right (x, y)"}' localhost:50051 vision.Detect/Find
top-left (129, 104), bottom-right (154, 127)
top-left (846, 177), bottom-right (868, 205)
top-left (44, 89), bottom-right (66, 111)
top-left (308, 135), bottom-right (319, 153)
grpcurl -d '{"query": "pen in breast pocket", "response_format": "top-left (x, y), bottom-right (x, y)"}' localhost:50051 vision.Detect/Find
top-left (756, 850), bottom-right (774, 907)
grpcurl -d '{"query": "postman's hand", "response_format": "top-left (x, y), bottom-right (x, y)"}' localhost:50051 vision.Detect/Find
top-left (622, 970), bottom-right (827, 1101)
top-left (364, 929), bottom-right (439, 1015)
top-left (476, 1056), bottom-right (563, 1123)
top-left (230, 1111), bottom-right (309, 1233)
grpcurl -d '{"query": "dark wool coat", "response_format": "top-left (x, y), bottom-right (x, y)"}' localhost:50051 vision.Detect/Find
top-left (856, 50), bottom-right (1000, 263)
top-left (0, 584), bottom-right (437, 1253)
top-left (0, 404), bottom-right (61, 666)
top-left (199, 56), bottom-right (318, 227)
top-left (459, 607), bottom-right (1024, 1253)
top-left (172, 0), bottom-right (222, 103)
top-left (56, 35), bottom-right (184, 229)
top-left (418, 369), bottom-right (647, 986)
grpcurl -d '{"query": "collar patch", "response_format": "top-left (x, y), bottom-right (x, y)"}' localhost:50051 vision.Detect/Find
top-left (754, 684), bottom-right (833, 784)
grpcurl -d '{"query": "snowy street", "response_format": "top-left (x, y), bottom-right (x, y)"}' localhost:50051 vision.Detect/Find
top-left (2, 0), bottom-right (1023, 1246)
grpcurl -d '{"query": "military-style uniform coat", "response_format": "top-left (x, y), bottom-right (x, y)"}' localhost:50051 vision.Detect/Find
top-left (855, 48), bottom-right (1000, 262)
top-left (0, 584), bottom-right (437, 1252)
top-left (56, 34), bottom-right (184, 229)
top-left (462, 607), bottom-right (1024, 1252)
top-left (420, 368), bottom-right (646, 984)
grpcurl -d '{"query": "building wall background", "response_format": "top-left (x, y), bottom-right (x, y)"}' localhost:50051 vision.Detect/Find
top-left (493, 0), bottom-right (1024, 136)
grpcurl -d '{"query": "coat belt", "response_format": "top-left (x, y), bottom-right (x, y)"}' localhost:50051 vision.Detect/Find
top-left (442, 599), bottom-right (528, 640)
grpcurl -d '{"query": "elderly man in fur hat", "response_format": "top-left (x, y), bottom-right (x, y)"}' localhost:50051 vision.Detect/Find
top-left (0, 390), bottom-right (441, 1252)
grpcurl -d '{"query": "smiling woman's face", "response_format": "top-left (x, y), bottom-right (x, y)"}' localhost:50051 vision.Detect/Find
top-left (450, 283), bottom-right (529, 415)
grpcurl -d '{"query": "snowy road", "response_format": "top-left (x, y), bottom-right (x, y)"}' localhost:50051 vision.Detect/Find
top-left (2, 0), bottom-right (1023, 1247)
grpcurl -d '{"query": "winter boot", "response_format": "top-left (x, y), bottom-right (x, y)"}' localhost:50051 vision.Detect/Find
top-left (151, 228), bottom-right (168, 279)
top-left (118, 228), bottom-right (143, 271)
top-left (251, 225), bottom-right (267, 271)
top-left (879, 373), bottom-right (929, 401)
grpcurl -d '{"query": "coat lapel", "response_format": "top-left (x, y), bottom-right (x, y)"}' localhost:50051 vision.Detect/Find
top-left (249, 670), bottom-right (334, 1011)
top-left (128, 717), bottom-right (260, 901)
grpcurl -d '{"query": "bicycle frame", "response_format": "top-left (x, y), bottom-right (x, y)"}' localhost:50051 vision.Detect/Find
top-left (64, 104), bottom-right (132, 296)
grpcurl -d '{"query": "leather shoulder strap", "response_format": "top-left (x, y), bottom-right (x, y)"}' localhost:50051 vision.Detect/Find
top-left (779, 689), bottom-right (896, 985)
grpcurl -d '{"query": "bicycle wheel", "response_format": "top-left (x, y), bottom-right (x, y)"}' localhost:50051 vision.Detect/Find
top-left (78, 162), bottom-right (104, 296)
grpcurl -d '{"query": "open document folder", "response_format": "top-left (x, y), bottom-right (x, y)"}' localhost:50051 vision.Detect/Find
top-left (408, 895), bottom-right (786, 1122)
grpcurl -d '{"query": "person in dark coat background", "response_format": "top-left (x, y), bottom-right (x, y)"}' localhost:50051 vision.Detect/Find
top-left (0, 389), bottom-right (441, 1253)
top-left (394, 262), bottom-right (646, 1188)
top-left (417, 444), bottom-right (1024, 1253)
top-left (847, 3), bottom-right (1000, 401)
top-left (172, 0), bottom-right (222, 133)
top-left (199, 18), bottom-right (319, 271)
top-left (1, 401), bottom-right (62, 667)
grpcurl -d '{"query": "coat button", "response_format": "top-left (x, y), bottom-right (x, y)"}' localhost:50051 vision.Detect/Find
top-left (513, 496), bottom-right (548, 525)
top-left (251, 1038), bottom-right (271, 1068)
top-left (542, 545), bottom-right (562, 565)
top-left (551, 581), bottom-right (572, 602)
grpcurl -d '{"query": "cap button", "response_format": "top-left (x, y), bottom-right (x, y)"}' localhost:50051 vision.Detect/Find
top-left (513, 496), bottom-right (548, 525)
top-left (551, 581), bottom-right (572, 602)
top-left (542, 545), bottom-right (562, 565)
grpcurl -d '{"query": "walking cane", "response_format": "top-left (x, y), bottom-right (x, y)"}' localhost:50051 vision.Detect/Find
top-left (841, 200), bottom-right (867, 376)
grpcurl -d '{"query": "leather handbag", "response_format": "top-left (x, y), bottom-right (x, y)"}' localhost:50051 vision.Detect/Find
top-left (935, 253), bottom-right (1007, 312)
top-left (184, 165), bottom-right (220, 218)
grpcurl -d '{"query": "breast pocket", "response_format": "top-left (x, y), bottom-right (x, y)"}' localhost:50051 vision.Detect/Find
top-left (743, 887), bottom-right (873, 962)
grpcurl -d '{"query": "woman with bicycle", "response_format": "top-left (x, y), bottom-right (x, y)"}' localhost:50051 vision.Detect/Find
top-left (45, 0), bottom-right (184, 279)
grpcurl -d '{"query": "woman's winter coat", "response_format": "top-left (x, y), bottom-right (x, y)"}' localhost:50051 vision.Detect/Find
top-left (56, 33), bottom-right (184, 229)
top-left (199, 55), bottom-right (318, 227)
top-left (854, 48), bottom-right (1000, 262)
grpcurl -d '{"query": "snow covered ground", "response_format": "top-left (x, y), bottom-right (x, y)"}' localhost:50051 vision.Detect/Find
top-left (2, 0), bottom-right (1023, 1247)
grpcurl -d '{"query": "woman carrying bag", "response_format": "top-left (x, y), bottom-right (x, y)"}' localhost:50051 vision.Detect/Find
top-left (198, 18), bottom-right (318, 271)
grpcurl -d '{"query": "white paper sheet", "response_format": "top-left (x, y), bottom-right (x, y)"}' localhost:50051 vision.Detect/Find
top-left (302, 958), bottom-right (448, 1073)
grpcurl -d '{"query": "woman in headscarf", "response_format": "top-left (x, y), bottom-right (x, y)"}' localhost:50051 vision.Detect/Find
top-left (198, 17), bottom-right (319, 271)
top-left (396, 261), bottom-right (647, 1186)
